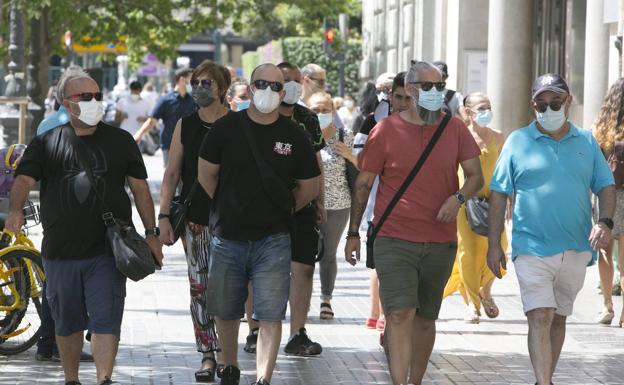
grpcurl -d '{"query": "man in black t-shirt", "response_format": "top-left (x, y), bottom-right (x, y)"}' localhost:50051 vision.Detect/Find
top-left (198, 63), bottom-right (320, 385)
top-left (6, 69), bottom-right (163, 385)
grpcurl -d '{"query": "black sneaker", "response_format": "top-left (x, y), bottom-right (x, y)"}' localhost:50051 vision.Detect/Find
top-left (65, 382), bottom-right (81, 385)
top-left (98, 378), bottom-right (116, 385)
top-left (244, 328), bottom-right (258, 354)
top-left (252, 377), bottom-right (270, 385)
top-left (220, 365), bottom-right (240, 385)
top-left (283, 328), bottom-right (322, 356)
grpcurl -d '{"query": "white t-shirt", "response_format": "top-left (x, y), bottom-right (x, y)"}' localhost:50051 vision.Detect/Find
top-left (117, 96), bottom-right (151, 135)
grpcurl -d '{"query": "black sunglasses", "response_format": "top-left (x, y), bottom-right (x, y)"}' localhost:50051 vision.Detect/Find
top-left (66, 92), bottom-right (103, 102)
top-left (409, 81), bottom-right (446, 92)
top-left (533, 97), bottom-right (567, 113)
top-left (190, 79), bottom-right (213, 89)
top-left (253, 79), bottom-right (283, 92)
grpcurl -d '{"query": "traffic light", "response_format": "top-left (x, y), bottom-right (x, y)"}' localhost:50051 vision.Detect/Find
top-left (325, 29), bottom-right (335, 44)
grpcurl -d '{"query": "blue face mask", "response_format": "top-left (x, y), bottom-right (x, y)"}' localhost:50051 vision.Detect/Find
top-left (317, 113), bottom-right (333, 130)
top-left (417, 88), bottom-right (445, 111)
top-left (474, 110), bottom-right (493, 127)
top-left (185, 83), bottom-right (193, 94)
top-left (236, 99), bottom-right (251, 111)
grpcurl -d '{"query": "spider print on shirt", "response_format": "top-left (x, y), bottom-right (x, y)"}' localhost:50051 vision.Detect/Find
top-left (60, 146), bottom-right (108, 212)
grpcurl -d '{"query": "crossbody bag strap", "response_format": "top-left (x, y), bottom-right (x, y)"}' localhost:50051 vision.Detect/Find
top-left (62, 125), bottom-right (115, 225)
top-left (371, 114), bottom-right (451, 239)
top-left (238, 112), bottom-right (294, 211)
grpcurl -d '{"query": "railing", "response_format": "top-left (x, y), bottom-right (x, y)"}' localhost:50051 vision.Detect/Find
top-left (0, 97), bottom-right (30, 144)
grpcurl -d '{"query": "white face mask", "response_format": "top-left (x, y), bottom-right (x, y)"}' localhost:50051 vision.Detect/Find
top-left (535, 106), bottom-right (566, 132)
top-left (252, 87), bottom-right (281, 114)
top-left (317, 113), bottom-right (333, 129)
top-left (130, 94), bottom-right (140, 101)
top-left (282, 81), bottom-right (303, 105)
top-left (344, 100), bottom-right (354, 109)
top-left (72, 100), bottom-right (104, 126)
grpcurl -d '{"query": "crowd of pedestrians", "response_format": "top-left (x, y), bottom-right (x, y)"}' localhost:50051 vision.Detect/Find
top-left (6, 54), bottom-right (624, 385)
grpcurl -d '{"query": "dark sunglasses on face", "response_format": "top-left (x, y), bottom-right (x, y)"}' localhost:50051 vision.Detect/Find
top-left (533, 97), bottom-right (567, 113)
top-left (253, 79), bottom-right (283, 92)
top-left (66, 92), bottom-right (103, 102)
top-left (190, 79), bottom-right (212, 89)
top-left (409, 81), bottom-right (446, 92)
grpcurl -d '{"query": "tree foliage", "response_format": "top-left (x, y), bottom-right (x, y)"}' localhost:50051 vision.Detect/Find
top-left (281, 37), bottom-right (362, 98)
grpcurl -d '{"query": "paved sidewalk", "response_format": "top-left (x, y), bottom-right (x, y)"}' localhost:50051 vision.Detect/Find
top-left (2, 152), bottom-right (624, 385)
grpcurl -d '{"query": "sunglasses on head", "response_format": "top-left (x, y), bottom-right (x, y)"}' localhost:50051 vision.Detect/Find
top-left (533, 97), bottom-right (567, 113)
top-left (253, 79), bottom-right (283, 92)
top-left (409, 81), bottom-right (446, 92)
top-left (66, 92), bottom-right (103, 102)
top-left (190, 79), bottom-right (212, 89)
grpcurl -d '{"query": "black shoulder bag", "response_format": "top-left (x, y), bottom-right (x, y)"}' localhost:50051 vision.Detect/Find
top-left (366, 114), bottom-right (451, 269)
top-left (238, 112), bottom-right (295, 220)
top-left (169, 181), bottom-right (199, 242)
top-left (64, 126), bottom-right (157, 282)
top-left (338, 127), bottom-right (359, 193)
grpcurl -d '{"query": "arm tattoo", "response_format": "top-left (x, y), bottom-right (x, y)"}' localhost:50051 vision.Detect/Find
top-left (348, 179), bottom-right (372, 232)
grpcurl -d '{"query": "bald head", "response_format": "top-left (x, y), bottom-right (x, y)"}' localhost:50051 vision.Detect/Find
top-left (251, 63), bottom-right (285, 84)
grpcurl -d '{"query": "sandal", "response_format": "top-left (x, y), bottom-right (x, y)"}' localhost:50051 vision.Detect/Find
top-left (195, 356), bottom-right (216, 383)
top-left (366, 318), bottom-right (378, 329)
top-left (465, 309), bottom-right (480, 324)
top-left (320, 302), bottom-right (334, 320)
top-left (376, 318), bottom-right (385, 331)
top-left (479, 294), bottom-right (499, 319)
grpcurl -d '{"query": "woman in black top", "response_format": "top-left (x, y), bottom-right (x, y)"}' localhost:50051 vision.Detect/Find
top-left (158, 60), bottom-right (231, 382)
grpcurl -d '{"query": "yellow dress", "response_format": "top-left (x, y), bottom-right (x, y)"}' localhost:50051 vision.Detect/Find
top-left (443, 139), bottom-right (507, 312)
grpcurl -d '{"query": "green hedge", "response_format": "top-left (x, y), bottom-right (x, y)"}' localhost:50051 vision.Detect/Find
top-left (280, 37), bottom-right (361, 98)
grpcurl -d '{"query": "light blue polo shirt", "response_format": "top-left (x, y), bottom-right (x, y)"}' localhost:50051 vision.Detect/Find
top-left (490, 121), bottom-right (614, 262)
top-left (37, 106), bottom-right (69, 135)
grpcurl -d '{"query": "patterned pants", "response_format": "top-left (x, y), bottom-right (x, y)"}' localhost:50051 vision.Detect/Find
top-left (184, 223), bottom-right (218, 353)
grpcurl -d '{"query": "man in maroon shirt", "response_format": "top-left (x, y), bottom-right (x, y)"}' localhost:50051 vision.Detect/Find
top-left (344, 61), bottom-right (483, 385)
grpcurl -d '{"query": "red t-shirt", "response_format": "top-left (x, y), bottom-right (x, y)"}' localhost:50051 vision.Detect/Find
top-left (359, 113), bottom-right (480, 243)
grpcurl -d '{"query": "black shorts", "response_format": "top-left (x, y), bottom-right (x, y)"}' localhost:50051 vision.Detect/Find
top-left (291, 205), bottom-right (319, 266)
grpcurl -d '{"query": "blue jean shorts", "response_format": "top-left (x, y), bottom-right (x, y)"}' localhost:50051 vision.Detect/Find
top-left (43, 254), bottom-right (126, 337)
top-left (207, 233), bottom-right (291, 321)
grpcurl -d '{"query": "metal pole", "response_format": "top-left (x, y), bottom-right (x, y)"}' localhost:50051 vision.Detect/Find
top-left (213, 30), bottom-right (222, 64)
top-left (5, 0), bottom-right (25, 98)
top-left (338, 13), bottom-right (349, 97)
top-left (28, 16), bottom-right (44, 135)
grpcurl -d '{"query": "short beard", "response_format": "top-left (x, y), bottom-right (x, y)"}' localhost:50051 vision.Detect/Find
top-left (418, 105), bottom-right (441, 125)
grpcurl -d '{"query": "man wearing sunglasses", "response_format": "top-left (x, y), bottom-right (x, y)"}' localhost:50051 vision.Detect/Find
top-left (198, 63), bottom-right (320, 385)
top-left (345, 60), bottom-right (483, 385)
top-left (6, 67), bottom-right (163, 385)
top-left (487, 74), bottom-right (616, 385)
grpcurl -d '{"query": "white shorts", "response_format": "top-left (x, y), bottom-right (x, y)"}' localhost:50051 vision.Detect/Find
top-left (514, 250), bottom-right (591, 316)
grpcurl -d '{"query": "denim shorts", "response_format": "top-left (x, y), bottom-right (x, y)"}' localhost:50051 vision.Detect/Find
top-left (43, 254), bottom-right (126, 337)
top-left (207, 233), bottom-right (291, 321)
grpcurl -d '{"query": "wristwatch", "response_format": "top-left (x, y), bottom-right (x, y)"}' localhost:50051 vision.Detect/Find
top-left (453, 191), bottom-right (466, 205)
top-left (145, 227), bottom-right (160, 237)
top-left (598, 218), bottom-right (614, 230)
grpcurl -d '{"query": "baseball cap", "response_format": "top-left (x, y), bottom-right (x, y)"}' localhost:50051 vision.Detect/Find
top-left (532, 73), bottom-right (569, 99)
top-left (375, 72), bottom-right (396, 88)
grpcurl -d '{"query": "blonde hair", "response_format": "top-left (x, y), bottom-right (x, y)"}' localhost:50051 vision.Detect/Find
top-left (593, 78), bottom-right (624, 153)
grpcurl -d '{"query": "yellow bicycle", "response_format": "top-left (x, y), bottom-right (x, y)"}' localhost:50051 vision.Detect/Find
top-left (0, 202), bottom-right (45, 355)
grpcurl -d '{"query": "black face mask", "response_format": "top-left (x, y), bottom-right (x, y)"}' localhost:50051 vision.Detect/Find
top-left (192, 87), bottom-right (215, 107)
top-left (280, 101), bottom-right (297, 107)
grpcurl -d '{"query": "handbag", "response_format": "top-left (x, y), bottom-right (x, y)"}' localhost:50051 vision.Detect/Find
top-left (64, 126), bottom-right (157, 282)
top-left (338, 127), bottom-right (358, 192)
top-left (169, 181), bottom-right (199, 242)
top-left (366, 114), bottom-right (451, 269)
top-left (465, 196), bottom-right (489, 236)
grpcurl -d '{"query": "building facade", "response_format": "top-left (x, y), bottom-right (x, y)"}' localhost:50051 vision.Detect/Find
top-left (360, 0), bottom-right (621, 134)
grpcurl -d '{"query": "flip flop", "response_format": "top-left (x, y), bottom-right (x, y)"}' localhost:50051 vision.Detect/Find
top-left (366, 318), bottom-right (378, 329)
top-left (320, 302), bottom-right (334, 320)
top-left (479, 294), bottom-right (499, 319)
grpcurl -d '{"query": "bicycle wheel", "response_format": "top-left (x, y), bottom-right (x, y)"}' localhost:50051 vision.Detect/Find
top-left (0, 249), bottom-right (44, 355)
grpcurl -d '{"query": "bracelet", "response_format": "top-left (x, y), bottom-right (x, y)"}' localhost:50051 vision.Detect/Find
top-left (346, 231), bottom-right (360, 240)
top-left (598, 217), bottom-right (614, 230)
top-left (158, 213), bottom-right (170, 220)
